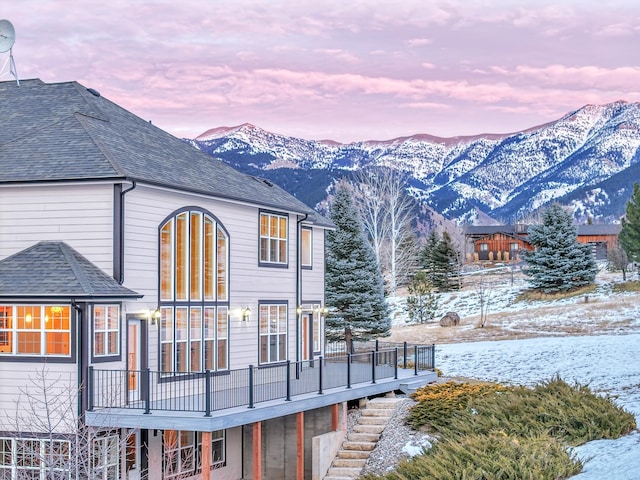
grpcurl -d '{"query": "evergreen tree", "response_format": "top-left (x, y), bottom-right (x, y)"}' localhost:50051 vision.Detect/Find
top-left (418, 230), bottom-right (440, 273)
top-left (619, 183), bottom-right (640, 266)
top-left (430, 231), bottom-right (462, 291)
top-left (325, 182), bottom-right (391, 343)
top-left (405, 271), bottom-right (439, 324)
top-left (522, 204), bottom-right (597, 293)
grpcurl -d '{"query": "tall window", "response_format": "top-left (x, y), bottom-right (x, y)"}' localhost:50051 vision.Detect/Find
top-left (259, 304), bottom-right (287, 363)
top-left (159, 210), bottom-right (229, 373)
top-left (0, 437), bottom-right (71, 479)
top-left (93, 305), bottom-right (120, 357)
top-left (0, 305), bottom-right (70, 357)
top-left (91, 434), bottom-right (119, 480)
top-left (301, 227), bottom-right (312, 268)
top-left (163, 430), bottom-right (225, 478)
top-left (259, 212), bottom-right (288, 265)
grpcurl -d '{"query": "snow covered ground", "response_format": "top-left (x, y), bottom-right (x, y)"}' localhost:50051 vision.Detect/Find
top-left (436, 334), bottom-right (640, 479)
top-left (385, 266), bottom-right (640, 478)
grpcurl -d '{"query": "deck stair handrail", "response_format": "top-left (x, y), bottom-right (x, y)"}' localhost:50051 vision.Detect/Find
top-left (88, 343), bottom-right (435, 416)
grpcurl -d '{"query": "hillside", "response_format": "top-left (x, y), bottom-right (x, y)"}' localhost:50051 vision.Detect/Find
top-left (386, 266), bottom-right (640, 345)
top-left (189, 102), bottom-right (640, 225)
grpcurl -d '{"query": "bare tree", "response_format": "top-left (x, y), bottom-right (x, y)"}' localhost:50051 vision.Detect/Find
top-left (353, 168), bottom-right (416, 295)
top-left (474, 273), bottom-right (493, 328)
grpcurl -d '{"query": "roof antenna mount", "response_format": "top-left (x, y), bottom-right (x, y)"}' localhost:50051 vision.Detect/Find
top-left (0, 19), bottom-right (19, 86)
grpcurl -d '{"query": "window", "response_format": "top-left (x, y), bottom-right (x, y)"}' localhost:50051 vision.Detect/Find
top-left (510, 242), bottom-right (519, 251)
top-left (259, 304), bottom-right (287, 363)
top-left (93, 305), bottom-right (120, 357)
top-left (260, 212), bottom-right (288, 265)
top-left (92, 434), bottom-right (119, 480)
top-left (0, 437), bottom-right (71, 479)
top-left (301, 227), bottom-right (312, 268)
top-left (0, 305), bottom-right (70, 357)
top-left (159, 210), bottom-right (229, 373)
top-left (163, 430), bottom-right (225, 478)
top-left (479, 243), bottom-right (488, 252)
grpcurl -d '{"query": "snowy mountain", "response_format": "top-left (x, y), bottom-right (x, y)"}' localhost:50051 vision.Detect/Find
top-left (189, 101), bottom-right (640, 224)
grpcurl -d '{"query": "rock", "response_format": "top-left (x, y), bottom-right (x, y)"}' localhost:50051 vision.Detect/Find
top-left (439, 311), bottom-right (460, 327)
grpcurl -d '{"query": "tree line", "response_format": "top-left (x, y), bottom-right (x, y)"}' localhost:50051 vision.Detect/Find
top-left (324, 174), bottom-right (640, 342)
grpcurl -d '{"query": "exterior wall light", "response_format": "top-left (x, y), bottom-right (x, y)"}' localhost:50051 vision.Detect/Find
top-left (242, 306), bottom-right (252, 322)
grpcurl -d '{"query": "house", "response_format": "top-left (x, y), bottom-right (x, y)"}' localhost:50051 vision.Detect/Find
top-left (464, 223), bottom-right (622, 262)
top-left (0, 79), bottom-right (436, 480)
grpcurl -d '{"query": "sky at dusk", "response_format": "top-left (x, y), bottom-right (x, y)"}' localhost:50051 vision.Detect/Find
top-left (2, 1), bottom-right (640, 142)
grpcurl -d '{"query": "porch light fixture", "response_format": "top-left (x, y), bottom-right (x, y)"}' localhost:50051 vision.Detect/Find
top-left (241, 306), bottom-right (252, 322)
top-left (150, 308), bottom-right (161, 325)
top-left (296, 306), bottom-right (302, 315)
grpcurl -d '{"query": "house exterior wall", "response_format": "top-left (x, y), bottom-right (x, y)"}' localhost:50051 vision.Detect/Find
top-left (0, 183), bottom-right (114, 270)
top-left (120, 184), bottom-right (326, 370)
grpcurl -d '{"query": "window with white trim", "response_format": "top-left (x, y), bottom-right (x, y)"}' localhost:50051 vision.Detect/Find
top-left (163, 430), bottom-right (226, 478)
top-left (91, 434), bottom-right (119, 480)
top-left (159, 210), bottom-right (229, 374)
top-left (301, 227), bottom-right (312, 267)
top-left (0, 437), bottom-right (71, 479)
top-left (479, 243), bottom-right (489, 252)
top-left (93, 305), bottom-right (120, 357)
top-left (259, 304), bottom-right (287, 363)
top-left (0, 305), bottom-right (71, 357)
top-left (510, 242), bottom-right (519, 251)
top-left (259, 212), bottom-right (288, 265)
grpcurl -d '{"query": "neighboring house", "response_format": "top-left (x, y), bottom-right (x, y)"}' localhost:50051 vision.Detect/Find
top-left (464, 224), bottom-right (621, 262)
top-left (0, 79), bottom-right (435, 480)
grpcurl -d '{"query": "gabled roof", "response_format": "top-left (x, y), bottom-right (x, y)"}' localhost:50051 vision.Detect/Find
top-left (0, 79), bottom-right (332, 227)
top-left (0, 242), bottom-right (141, 300)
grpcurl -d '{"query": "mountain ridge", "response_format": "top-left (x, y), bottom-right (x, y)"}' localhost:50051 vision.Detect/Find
top-left (189, 100), bottom-right (640, 225)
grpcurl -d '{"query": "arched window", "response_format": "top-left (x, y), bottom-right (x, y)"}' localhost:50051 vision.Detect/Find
top-left (159, 209), bottom-right (229, 373)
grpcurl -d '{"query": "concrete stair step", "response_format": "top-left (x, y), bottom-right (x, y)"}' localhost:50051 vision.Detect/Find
top-left (357, 415), bottom-right (391, 425)
top-left (342, 441), bottom-right (376, 451)
top-left (347, 432), bottom-right (380, 443)
top-left (324, 476), bottom-right (354, 480)
top-left (327, 466), bottom-right (363, 478)
top-left (337, 450), bottom-right (369, 459)
top-left (353, 424), bottom-right (385, 434)
top-left (332, 458), bottom-right (367, 468)
top-left (367, 398), bottom-right (404, 408)
top-left (361, 408), bottom-right (394, 417)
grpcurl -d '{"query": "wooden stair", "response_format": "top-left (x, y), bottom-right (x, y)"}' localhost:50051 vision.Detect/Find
top-left (323, 396), bottom-right (403, 480)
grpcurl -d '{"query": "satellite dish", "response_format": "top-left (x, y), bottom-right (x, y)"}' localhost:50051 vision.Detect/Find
top-left (0, 19), bottom-right (15, 53)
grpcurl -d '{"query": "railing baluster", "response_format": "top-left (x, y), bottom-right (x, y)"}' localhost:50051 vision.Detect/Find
top-left (394, 348), bottom-right (398, 379)
top-left (318, 356), bottom-right (323, 394)
top-left (347, 353), bottom-right (352, 388)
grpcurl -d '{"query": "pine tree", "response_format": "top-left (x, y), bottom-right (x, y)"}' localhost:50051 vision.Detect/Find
top-left (325, 182), bottom-right (391, 343)
top-left (522, 204), bottom-right (597, 293)
top-left (405, 271), bottom-right (439, 324)
top-left (430, 231), bottom-right (462, 291)
top-left (619, 183), bottom-right (640, 266)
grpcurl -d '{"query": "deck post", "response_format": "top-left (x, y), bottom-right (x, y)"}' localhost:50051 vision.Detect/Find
top-left (143, 368), bottom-right (151, 414)
top-left (403, 342), bottom-right (408, 369)
top-left (249, 365), bottom-right (255, 408)
top-left (331, 403), bottom-right (339, 431)
top-left (205, 370), bottom-right (211, 417)
top-left (286, 360), bottom-right (291, 401)
top-left (253, 421), bottom-right (262, 480)
top-left (296, 412), bottom-right (304, 480)
top-left (394, 348), bottom-right (398, 379)
top-left (87, 366), bottom-right (94, 411)
top-left (371, 351), bottom-right (376, 384)
top-left (201, 431), bottom-right (211, 480)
